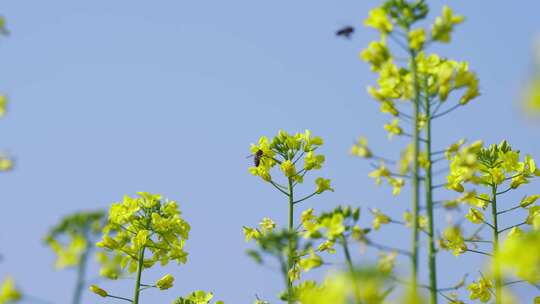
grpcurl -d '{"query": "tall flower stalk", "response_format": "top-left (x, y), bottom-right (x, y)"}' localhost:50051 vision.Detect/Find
top-left (245, 130), bottom-right (333, 303)
top-left (354, 1), bottom-right (478, 302)
top-left (422, 79), bottom-right (437, 304)
top-left (44, 211), bottom-right (105, 304)
top-left (442, 141), bottom-right (540, 303)
top-left (409, 44), bottom-right (421, 292)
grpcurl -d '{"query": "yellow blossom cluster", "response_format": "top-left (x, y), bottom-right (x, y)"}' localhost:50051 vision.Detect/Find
top-left (300, 206), bottom-right (365, 254)
top-left (368, 163), bottom-right (405, 196)
top-left (97, 192), bottom-right (191, 273)
top-left (0, 278), bottom-right (21, 304)
top-left (248, 130), bottom-right (332, 195)
top-left (44, 211), bottom-right (104, 269)
top-left (172, 290), bottom-right (224, 304)
top-left (499, 229), bottom-right (540, 283)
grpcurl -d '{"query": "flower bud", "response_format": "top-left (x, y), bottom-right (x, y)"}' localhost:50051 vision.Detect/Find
top-left (280, 160), bottom-right (296, 178)
top-left (156, 274), bottom-right (174, 290)
top-left (89, 285), bottom-right (108, 297)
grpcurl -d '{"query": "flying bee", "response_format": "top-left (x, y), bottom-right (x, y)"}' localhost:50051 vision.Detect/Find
top-left (336, 26), bottom-right (354, 39)
top-left (246, 149), bottom-right (264, 167)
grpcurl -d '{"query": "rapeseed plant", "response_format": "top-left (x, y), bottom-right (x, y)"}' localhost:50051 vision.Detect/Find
top-left (444, 141), bottom-right (540, 303)
top-left (353, 1), bottom-right (479, 302)
top-left (2, 2), bottom-right (540, 303)
top-left (44, 210), bottom-right (106, 304)
top-left (92, 192), bottom-right (191, 304)
top-left (246, 130), bottom-right (333, 303)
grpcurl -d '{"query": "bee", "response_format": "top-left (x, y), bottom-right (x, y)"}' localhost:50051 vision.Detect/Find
top-left (253, 149), bottom-right (263, 167)
top-left (336, 26), bottom-right (354, 39)
top-left (246, 149), bottom-right (264, 167)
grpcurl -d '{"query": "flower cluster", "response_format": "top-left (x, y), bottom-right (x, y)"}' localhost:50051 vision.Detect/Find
top-left (243, 217), bottom-right (277, 243)
top-left (91, 192), bottom-right (190, 303)
top-left (446, 140), bottom-right (540, 226)
top-left (447, 140), bottom-right (539, 192)
top-left (438, 226), bottom-right (466, 256)
top-left (97, 192), bottom-right (190, 272)
top-left (350, 137), bottom-right (372, 159)
top-left (364, 50), bottom-right (480, 136)
top-left (362, 5), bottom-right (478, 121)
top-left (430, 6), bottom-right (465, 43)
top-left (357, 4), bottom-right (479, 201)
top-left (358, 3), bottom-right (479, 200)
top-left (370, 208), bottom-right (391, 231)
top-left (445, 140), bottom-right (484, 192)
top-left (299, 206), bottom-right (370, 273)
top-left (368, 163), bottom-right (405, 196)
top-left (248, 130), bottom-right (332, 193)
top-left (0, 278), bottom-right (21, 304)
top-left (300, 206), bottom-right (362, 244)
top-left (296, 269), bottom-right (391, 304)
top-left (467, 277), bottom-right (493, 303)
top-left (498, 229), bottom-right (540, 283)
top-left (95, 251), bottom-right (124, 280)
top-left (172, 290), bottom-right (224, 304)
top-left (443, 140), bottom-right (540, 301)
top-left (44, 210), bottom-right (105, 269)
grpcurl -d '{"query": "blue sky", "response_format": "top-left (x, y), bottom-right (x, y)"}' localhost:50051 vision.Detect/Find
top-left (1, 1), bottom-right (540, 303)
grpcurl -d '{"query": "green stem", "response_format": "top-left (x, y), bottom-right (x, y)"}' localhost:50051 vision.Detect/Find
top-left (424, 80), bottom-right (438, 304)
top-left (409, 48), bottom-right (420, 292)
top-left (133, 247), bottom-right (146, 304)
top-left (341, 236), bottom-right (361, 304)
top-left (490, 185), bottom-right (502, 304)
top-left (72, 246), bottom-right (90, 304)
top-left (287, 177), bottom-right (294, 304)
top-left (107, 294), bottom-right (134, 303)
top-left (279, 256), bottom-right (290, 300)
